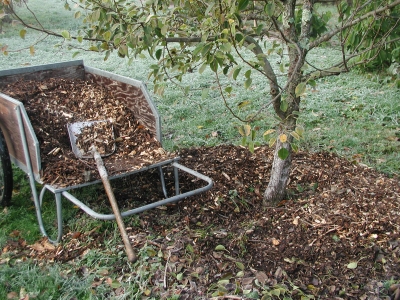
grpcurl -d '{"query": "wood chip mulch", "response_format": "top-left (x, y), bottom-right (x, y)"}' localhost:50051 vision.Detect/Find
top-left (1, 78), bottom-right (173, 187)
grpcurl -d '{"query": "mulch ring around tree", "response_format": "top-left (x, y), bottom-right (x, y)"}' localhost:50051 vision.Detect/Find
top-left (3, 144), bottom-right (400, 299)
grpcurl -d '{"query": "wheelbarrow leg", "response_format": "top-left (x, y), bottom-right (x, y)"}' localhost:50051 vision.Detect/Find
top-left (38, 186), bottom-right (63, 243)
top-left (173, 164), bottom-right (180, 195)
top-left (157, 166), bottom-right (168, 198)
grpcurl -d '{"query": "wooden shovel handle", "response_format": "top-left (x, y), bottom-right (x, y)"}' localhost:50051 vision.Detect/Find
top-left (92, 149), bottom-right (137, 263)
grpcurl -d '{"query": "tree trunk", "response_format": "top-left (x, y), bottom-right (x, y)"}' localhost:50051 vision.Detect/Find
top-left (263, 137), bottom-right (292, 204)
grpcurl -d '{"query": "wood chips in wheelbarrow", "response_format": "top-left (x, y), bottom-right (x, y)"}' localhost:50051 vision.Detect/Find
top-left (1, 78), bottom-right (174, 188)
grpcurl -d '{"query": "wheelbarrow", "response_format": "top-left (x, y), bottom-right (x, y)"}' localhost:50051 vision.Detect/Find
top-left (0, 60), bottom-right (213, 248)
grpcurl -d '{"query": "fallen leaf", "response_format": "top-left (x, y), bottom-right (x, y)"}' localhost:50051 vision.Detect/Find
top-left (215, 245), bottom-right (227, 251)
top-left (43, 240), bottom-right (56, 250)
top-left (274, 267), bottom-right (283, 279)
top-left (30, 242), bottom-right (45, 252)
top-left (272, 238), bottom-right (280, 246)
top-left (235, 261), bottom-right (244, 270)
top-left (106, 278), bottom-right (121, 289)
top-left (347, 262), bottom-right (358, 269)
top-left (255, 271), bottom-right (268, 284)
top-left (7, 292), bottom-right (18, 299)
top-left (241, 277), bottom-right (255, 285)
top-left (213, 251), bottom-right (223, 259)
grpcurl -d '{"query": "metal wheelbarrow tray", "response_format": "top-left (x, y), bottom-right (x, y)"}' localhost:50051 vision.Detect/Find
top-left (0, 60), bottom-right (213, 243)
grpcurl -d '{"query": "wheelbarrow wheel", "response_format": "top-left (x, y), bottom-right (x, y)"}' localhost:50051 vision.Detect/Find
top-left (0, 128), bottom-right (13, 206)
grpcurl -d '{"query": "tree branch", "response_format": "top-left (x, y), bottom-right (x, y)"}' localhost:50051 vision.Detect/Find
top-left (310, 0), bottom-right (400, 50)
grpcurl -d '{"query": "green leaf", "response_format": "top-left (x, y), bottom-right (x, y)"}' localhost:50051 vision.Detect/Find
top-left (278, 148), bottom-right (289, 160)
top-left (61, 30), bottom-right (71, 40)
top-left (264, 2), bottom-right (275, 17)
top-left (215, 245), bottom-right (226, 251)
top-left (244, 78), bottom-right (252, 89)
top-left (218, 279), bottom-right (230, 285)
top-left (225, 86), bottom-right (232, 94)
top-left (347, 262), bottom-right (358, 269)
top-left (89, 46), bottom-right (99, 52)
top-left (326, 66), bottom-right (341, 73)
top-left (201, 43), bottom-right (212, 56)
top-left (72, 51), bottom-right (80, 58)
top-left (103, 31), bottom-right (111, 41)
top-left (237, 100), bottom-right (250, 109)
top-left (235, 33), bottom-right (244, 43)
top-left (177, 273), bottom-right (184, 281)
top-left (104, 50), bottom-right (110, 61)
top-left (223, 65), bottom-right (230, 75)
top-left (161, 24), bottom-right (168, 36)
top-left (251, 129), bottom-right (257, 140)
top-left (233, 67), bottom-right (241, 80)
top-left (155, 48), bottom-right (162, 60)
top-left (220, 42), bottom-right (231, 52)
top-left (269, 137), bottom-right (276, 148)
top-left (295, 82), bottom-right (306, 97)
top-left (280, 99), bottom-right (288, 112)
top-left (279, 63), bottom-right (285, 73)
top-left (241, 136), bottom-right (247, 146)
top-left (147, 247), bottom-right (157, 257)
top-left (236, 262), bottom-right (245, 270)
top-left (19, 29), bottom-right (27, 39)
top-left (118, 44), bottom-right (128, 57)
top-left (110, 279), bottom-right (121, 289)
top-left (186, 243), bottom-right (194, 253)
top-left (295, 126), bottom-right (305, 137)
top-left (236, 270), bottom-right (244, 277)
top-left (244, 69), bottom-right (251, 78)
top-left (210, 59), bottom-right (218, 72)
top-left (239, 124), bottom-right (251, 137)
top-left (100, 42), bottom-right (109, 50)
top-left (256, 24), bottom-right (264, 35)
top-left (199, 63), bottom-right (207, 74)
top-left (193, 43), bottom-right (205, 56)
top-left (308, 79), bottom-right (316, 88)
top-left (290, 131), bottom-right (300, 140)
top-left (246, 291), bottom-right (260, 299)
top-left (309, 70), bottom-right (321, 79)
top-left (263, 129), bottom-right (275, 136)
top-left (246, 43), bottom-right (256, 51)
top-left (270, 289), bottom-right (281, 296)
top-left (248, 141), bottom-right (254, 153)
top-left (238, 0), bottom-right (249, 11)
top-left (201, 88), bottom-right (209, 100)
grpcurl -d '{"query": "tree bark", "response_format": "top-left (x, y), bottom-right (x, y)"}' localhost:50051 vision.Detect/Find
top-left (263, 136), bottom-right (293, 204)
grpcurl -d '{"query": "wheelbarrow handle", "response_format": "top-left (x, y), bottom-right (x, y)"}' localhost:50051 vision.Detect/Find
top-left (92, 147), bottom-right (137, 263)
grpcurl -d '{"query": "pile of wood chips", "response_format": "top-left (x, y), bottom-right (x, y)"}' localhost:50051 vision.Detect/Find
top-left (2, 78), bottom-right (173, 187)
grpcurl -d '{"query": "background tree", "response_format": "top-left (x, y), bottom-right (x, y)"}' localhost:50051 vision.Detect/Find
top-left (3, 0), bottom-right (400, 203)
top-left (0, 0), bottom-right (26, 32)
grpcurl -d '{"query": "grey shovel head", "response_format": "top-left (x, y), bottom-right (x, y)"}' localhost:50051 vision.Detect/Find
top-left (67, 120), bottom-right (116, 159)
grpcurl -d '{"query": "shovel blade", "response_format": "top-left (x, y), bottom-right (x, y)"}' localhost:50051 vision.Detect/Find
top-left (67, 120), bottom-right (116, 159)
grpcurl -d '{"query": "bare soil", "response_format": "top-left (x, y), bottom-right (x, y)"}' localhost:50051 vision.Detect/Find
top-left (1, 79), bottom-right (400, 299)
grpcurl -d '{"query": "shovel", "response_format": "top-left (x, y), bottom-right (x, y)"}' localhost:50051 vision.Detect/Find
top-left (67, 120), bottom-right (137, 263)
